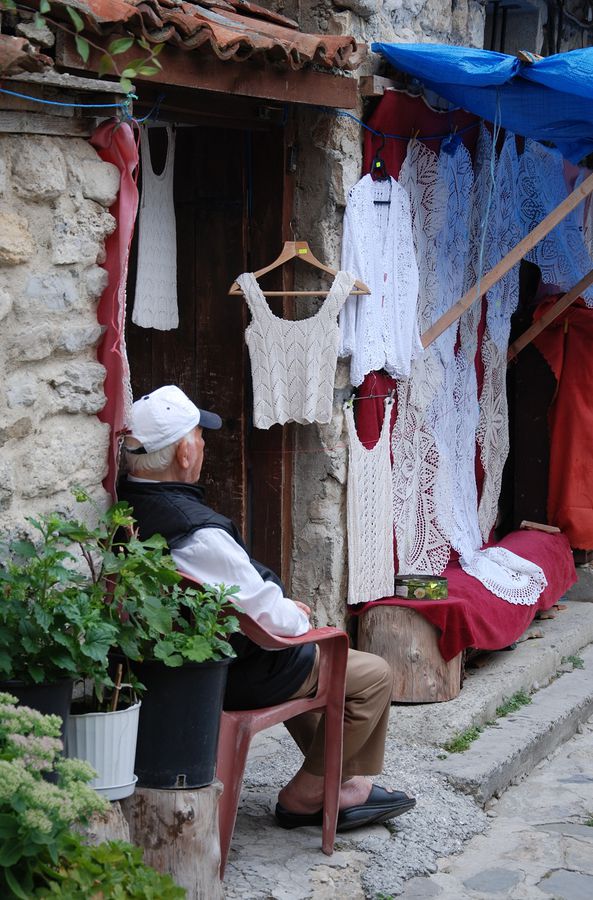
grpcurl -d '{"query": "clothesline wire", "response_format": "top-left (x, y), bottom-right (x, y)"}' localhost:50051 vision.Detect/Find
top-left (0, 85), bottom-right (131, 110)
top-left (330, 108), bottom-right (480, 143)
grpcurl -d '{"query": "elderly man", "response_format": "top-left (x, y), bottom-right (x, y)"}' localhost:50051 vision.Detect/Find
top-left (118, 385), bottom-right (415, 831)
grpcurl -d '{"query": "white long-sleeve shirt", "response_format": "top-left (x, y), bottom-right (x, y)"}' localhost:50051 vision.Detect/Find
top-left (172, 528), bottom-right (310, 638)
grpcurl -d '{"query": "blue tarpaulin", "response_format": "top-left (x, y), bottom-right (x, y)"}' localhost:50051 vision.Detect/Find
top-left (371, 43), bottom-right (593, 163)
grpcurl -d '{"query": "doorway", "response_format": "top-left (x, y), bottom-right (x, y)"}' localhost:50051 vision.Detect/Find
top-left (125, 120), bottom-right (293, 584)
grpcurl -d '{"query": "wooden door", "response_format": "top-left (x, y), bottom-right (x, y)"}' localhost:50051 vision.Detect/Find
top-left (125, 123), bottom-right (292, 583)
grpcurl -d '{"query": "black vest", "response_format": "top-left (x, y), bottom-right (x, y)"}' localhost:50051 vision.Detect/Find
top-left (118, 477), bottom-right (315, 709)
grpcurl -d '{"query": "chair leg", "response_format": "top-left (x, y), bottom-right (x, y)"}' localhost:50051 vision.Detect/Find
top-left (321, 698), bottom-right (344, 855)
top-left (216, 714), bottom-right (253, 879)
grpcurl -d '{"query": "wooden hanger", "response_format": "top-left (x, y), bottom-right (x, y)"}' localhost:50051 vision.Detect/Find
top-left (228, 241), bottom-right (371, 297)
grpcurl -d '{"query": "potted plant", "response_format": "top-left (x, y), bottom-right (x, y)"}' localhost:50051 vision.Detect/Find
top-left (0, 493), bottom-right (241, 796)
top-left (0, 509), bottom-right (122, 742)
top-left (123, 579), bottom-right (241, 790)
top-left (0, 691), bottom-right (185, 899)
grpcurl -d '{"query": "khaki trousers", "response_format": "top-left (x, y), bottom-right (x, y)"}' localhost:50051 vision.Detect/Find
top-left (284, 648), bottom-right (393, 778)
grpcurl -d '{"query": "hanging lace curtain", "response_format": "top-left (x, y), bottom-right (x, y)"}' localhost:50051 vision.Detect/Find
top-left (392, 129), bottom-right (547, 604)
top-left (477, 130), bottom-right (521, 541)
top-left (518, 140), bottom-right (593, 307)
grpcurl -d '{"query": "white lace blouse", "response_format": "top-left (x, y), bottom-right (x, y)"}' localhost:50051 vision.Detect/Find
top-left (339, 174), bottom-right (422, 386)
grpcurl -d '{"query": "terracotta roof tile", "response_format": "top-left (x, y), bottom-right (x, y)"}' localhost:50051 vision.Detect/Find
top-left (47, 0), bottom-right (364, 70)
top-left (0, 34), bottom-right (52, 76)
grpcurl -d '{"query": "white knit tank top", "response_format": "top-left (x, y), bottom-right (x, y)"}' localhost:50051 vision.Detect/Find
top-left (345, 397), bottom-right (395, 605)
top-left (237, 270), bottom-right (355, 429)
top-left (132, 126), bottom-right (178, 331)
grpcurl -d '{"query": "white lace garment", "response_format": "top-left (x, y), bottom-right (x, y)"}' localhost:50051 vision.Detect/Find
top-left (238, 270), bottom-right (355, 429)
top-left (518, 139), bottom-right (593, 307)
top-left (345, 398), bottom-right (395, 605)
top-left (133, 126), bottom-right (179, 330)
top-left (339, 174), bottom-right (422, 386)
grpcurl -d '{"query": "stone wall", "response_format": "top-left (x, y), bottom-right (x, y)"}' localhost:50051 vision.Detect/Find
top-left (0, 133), bottom-right (119, 535)
top-left (288, 1), bottom-right (486, 627)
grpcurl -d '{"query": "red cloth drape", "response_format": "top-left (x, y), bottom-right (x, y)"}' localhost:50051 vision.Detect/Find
top-left (534, 297), bottom-right (593, 549)
top-left (90, 121), bottom-right (139, 500)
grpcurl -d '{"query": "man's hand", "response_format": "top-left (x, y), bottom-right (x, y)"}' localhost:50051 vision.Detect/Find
top-left (293, 600), bottom-right (311, 617)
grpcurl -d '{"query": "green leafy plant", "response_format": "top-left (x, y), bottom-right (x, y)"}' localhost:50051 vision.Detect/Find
top-left (0, 513), bottom-right (122, 691)
top-left (0, 494), bottom-right (240, 707)
top-left (0, 692), bottom-right (185, 898)
top-left (442, 724), bottom-right (484, 754)
top-left (562, 654), bottom-right (585, 669)
top-left (495, 690), bottom-right (532, 718)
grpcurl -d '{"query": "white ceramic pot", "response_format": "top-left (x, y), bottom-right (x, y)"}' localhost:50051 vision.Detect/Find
top-left (67, 701), bottom-right (141, 801)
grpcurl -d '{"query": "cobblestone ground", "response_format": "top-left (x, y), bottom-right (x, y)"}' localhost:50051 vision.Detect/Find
top-left (224, 713), bottom-right (593, 899)
top-left (400, 714), bottom-right (593, 900)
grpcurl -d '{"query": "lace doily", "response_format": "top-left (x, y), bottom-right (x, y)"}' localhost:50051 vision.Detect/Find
top-left (460, 546), bottom-right (547, 605)
top-left (339, 174), bottom-right (422, 385)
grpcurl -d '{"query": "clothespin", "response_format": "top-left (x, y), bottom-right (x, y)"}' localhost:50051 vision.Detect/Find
top-left (410, 127), bottom-right (420, 143)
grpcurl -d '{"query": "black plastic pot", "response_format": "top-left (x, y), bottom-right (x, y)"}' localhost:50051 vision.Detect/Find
top-left (0, 679), bottom-right (73, 746)
top-left (132, 657), bottom-right (232, 789)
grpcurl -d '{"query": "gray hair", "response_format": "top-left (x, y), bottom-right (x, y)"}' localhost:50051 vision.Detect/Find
top-left (123, 429), bottom-right (194, 475)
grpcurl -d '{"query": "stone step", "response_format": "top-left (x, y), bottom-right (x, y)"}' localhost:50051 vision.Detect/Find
top-left (434, 641), bottom-right (593, 805)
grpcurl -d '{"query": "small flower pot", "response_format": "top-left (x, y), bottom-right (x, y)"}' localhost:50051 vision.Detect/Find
top-left (67, 701), bottom-right (141, 801)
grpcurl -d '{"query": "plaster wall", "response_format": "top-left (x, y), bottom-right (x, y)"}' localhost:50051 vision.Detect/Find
top-left (287, 1), bottom-right (486, 627)
top-left (0, 134), bottom-right (119, 536)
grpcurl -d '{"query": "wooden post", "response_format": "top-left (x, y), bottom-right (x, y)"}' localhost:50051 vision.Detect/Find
top-left (421, 171), bottom-right (593, 349)
top-left (507, 267), bottom-right (593, 361)
top-left (357, 606), bottom-right (462, 702)
top-left (121, 782), bottom-right (224, 900)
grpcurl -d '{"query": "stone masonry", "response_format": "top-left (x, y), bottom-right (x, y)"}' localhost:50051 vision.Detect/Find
top-left (287, 1), bottom-right (486, 627)
top-left (0, 134), bottom-right (119, 535)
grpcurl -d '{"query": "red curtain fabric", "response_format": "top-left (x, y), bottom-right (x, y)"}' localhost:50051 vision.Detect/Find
top-left (90, 121), bottom-right (139, 500)
top-left (534, 297), bottom-right (593, 549)
top-left (350, 92), bottom-right (576, 654)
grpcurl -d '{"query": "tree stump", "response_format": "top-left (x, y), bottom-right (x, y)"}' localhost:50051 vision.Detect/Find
top-left (83, 801), bottom-right (130, 845)
top-left (121, 781), bottom-right (224, 900)
top-left (357, 606), bottom-right (462, 702)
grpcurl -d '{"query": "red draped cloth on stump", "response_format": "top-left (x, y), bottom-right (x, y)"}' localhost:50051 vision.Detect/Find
top-left (350, 93), bottom-right (576, 659)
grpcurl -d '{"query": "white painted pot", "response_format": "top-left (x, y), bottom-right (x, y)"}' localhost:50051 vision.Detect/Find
top-left (67, 701), bottom-right (141, 801)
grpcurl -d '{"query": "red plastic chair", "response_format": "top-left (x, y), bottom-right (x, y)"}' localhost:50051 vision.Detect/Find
top-left (178, 571), bottom-right (349, 880)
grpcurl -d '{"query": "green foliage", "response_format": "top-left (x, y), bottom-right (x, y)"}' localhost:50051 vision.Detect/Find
top-left (31, 839), bottom-right (186, 898)
top-left (495, 690), bottom-right (532, 718)
top-left (562, 654), bottom-right (585, 669)
top-left (443, 725), bottom-right (484, 754)
top-left (0, 1), bottom-right (163, 94)
top-left (0, 692), bottom-right (106, 896)
top-left (0, 494), bottom-right (240, 704)
top-left (0, 693), bottom-right (185, 898)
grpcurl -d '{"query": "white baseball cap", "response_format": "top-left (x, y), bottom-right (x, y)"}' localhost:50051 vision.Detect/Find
top-left (126, 385), bottom-right (222, 454)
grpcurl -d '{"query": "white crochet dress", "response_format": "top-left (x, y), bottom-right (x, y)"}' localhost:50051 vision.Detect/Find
top-left (237, 270), bottom-right (355, 429)
top-left (132, 126), bottom-right (178, 331)
top-left (345, 397), bottom-right (395, 605)
top-left (339, 173), bottom-right (422, 386)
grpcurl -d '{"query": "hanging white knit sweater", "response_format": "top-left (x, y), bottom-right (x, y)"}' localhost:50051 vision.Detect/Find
top-left (339, 174), bottom-right (422, 386)
top-left (132, 126), bottom-right (178, 330)
top-left (345, 398), bottom-right (395, 605)
top-left (237, 270), bottom-right (355, 429)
